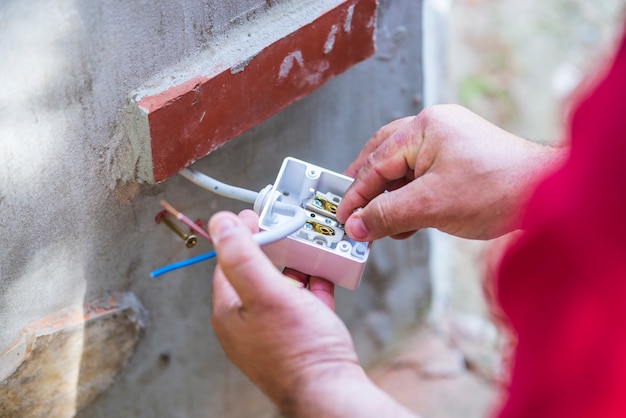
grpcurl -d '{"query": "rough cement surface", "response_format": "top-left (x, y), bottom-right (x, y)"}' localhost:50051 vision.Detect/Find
top-left (130, 0), bottom-right (345, 99)
top-left (127, 0), bottom-right (376, 183)
top-left (117, 0), bottom-right (347, 184)
top-left (0, 1), bottom-right (427, 417)
top-left (0, 293), bottom-right (145, 417)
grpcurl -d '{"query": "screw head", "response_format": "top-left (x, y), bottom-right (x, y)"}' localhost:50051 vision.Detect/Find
top-left (185, 236), bottom-right (198, 248)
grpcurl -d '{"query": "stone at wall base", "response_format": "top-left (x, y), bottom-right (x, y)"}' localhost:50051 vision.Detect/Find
top-left (0, 292), bottom-right (146, 418)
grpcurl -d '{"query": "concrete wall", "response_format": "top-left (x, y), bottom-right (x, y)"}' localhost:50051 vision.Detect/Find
top-left (0, 0), bottom-right (427, 416)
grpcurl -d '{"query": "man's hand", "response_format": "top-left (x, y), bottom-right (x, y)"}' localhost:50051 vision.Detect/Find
top-left (210, 210), bottom-right (357, 402)
top-left (337, 104), bottom-right (565, 241)
top-left (209, 210), bottom-right (418, 417)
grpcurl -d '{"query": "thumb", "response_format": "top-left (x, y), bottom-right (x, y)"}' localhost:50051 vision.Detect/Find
top-left (209, 211), bottom-right (291, 306)
top-left (344, 180), bottom-right (433, 241)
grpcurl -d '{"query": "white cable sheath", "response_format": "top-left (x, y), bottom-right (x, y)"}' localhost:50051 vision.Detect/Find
top-left (253, 201), bottom-right (307, 246)
top-left (180, 168), bottom-right (259, 204)
top-left (179, 166), bottom-right (306, 243)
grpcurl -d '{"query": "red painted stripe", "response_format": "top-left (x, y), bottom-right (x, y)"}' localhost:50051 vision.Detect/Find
top-left (136, 0), bottom-right (377, 182)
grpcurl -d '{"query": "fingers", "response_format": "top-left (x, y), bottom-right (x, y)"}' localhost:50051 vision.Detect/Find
top-left (211, 265), bottom-right (243, 315)
top-left (209, 211), bottom-right (291, 307)
top-left (237, 209), bottom-right (260, 233)
top-left (210, 211), bottom-right (337, 314)
top-left (343, 179), bottom-right (433, 241)
top-left (343, 117), bottom-right (414, 179)
top-left (309, 277), bottom-right (335, 311)
top-left (283, 267), bottom-right (310, 287)
top-left (283, 268), bottom-right (336, 310)
top-left (211, 210), bottom-right (261, 316)
top-left (337, 120), bottom-right (425, 223)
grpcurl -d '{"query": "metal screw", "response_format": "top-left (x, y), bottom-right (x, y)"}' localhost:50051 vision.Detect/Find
top-left (155, 211), bottom-right (198, 248)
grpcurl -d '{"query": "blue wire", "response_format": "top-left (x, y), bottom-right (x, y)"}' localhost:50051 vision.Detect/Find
top-left (150, 250), bottom-right (217, 278)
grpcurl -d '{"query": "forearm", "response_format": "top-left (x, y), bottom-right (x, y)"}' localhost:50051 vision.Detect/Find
top-left (503, 140), bottom-right (568, 231)
top-left (530, 143), bottom-right (567, 186)
top-left (278, 365), bottom-right (419, 418)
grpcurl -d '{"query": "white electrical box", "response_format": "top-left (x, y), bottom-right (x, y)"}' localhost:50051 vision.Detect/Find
top-left (257, 157), bottom-right (371, 289)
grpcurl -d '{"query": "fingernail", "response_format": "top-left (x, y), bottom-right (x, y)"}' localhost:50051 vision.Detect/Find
top-left (347, 216), bottom-right (368, 240)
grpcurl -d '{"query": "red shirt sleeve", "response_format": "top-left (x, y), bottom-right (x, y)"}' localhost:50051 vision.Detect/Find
top-left (496, 28), bottom-right (626, 418)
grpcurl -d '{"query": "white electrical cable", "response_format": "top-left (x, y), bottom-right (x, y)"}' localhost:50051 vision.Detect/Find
top-left (180, 168), bottom-right (306, 238)
top-left (180, 166), bottom-right (306, 239)
top-left (180, 168), bottom-right (259, 204)
top-left (152, 172), bottom-right (307, 278)
top-left (254, 201), bottom-right (307, 246)
top-left (179, 167), bottom-right (306, 243)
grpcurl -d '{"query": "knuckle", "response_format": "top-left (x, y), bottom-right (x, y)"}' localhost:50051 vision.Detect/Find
top-left (416, 105), bottom-right (444, 128)
top-left (363, 151), bottom-right (378, 171)
top-left (363, 151), bottom-right (387, 182)
top-left (219, 238), bottom-right (257, 271)
top-left (418, 104), bottom-right (466, 127)
top-left (366, 196), bottom-right (395, 236)
top-left (230, 245), bottom-right (259, 271)
top-left (379, 197), bottom-right (398, 235)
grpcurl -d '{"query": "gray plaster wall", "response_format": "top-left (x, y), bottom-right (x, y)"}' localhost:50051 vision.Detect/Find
top-left (0, 0), bottom-right (427, 416)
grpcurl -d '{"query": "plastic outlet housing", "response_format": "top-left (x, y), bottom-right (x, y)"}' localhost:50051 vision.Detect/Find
top-left (257, 157), bottom-right (371, 290)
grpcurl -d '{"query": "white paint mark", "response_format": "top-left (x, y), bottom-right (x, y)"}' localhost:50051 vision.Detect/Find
top-left (344, 5), bottom-right (355, 33)
top-left (306, 60), bottom-right (330, 85)
top-left (315, 60), bottom-right (330, 73)
top-left (279, 50), bottom-right (303, 79)
top-left (199, 111), bottom-right (206, 122)
top-left (324, 25), bottom-right (338, 54)
top-left (230, 54), bottom-right (257, 74)
top-left (304, 72), bottom-right (322, 87)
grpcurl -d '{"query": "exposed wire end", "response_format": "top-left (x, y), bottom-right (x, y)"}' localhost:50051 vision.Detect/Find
top-left (160, 200), bottom-right (212, 242)
top-left (179, 168), bottom-right (259, 204)
top-left (150, 251), bottom-right (217, 278)
top-left (150, 203), bottom-right (307, 278)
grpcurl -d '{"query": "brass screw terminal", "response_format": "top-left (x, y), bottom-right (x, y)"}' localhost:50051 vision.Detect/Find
top-left (155, 211), bottom-right (198, 248)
